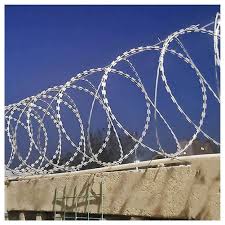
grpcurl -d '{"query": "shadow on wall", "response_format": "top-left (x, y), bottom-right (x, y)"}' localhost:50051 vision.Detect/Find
top-left (51, 162), bottom-right (220, 220)
top-left (52, 174), bottom-right (103, 215)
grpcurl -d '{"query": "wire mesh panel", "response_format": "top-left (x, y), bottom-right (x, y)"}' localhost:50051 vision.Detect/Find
top-left (53, 181), bottom-right (104, 220)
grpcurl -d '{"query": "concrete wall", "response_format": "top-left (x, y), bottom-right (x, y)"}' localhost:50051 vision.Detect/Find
top-left (5, 154), bottom-right (220, 220)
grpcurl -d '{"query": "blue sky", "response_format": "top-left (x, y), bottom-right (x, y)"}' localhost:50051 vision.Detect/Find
top-left (5, 5), bottom-right (220, 160)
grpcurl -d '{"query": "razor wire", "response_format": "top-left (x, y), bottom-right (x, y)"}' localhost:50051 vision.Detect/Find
top-left (5, 13), bottom-right (220, 176)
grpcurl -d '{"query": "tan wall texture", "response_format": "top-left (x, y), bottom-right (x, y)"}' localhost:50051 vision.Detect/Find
top-left (5, 154), bottom-right (220, 220)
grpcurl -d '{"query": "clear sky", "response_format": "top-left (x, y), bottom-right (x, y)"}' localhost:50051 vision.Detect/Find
top-left (5, 5), bottom-right (220, 160)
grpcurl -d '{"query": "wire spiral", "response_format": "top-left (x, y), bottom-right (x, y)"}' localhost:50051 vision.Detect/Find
top-left (5, 14), bottom-right (220, 176)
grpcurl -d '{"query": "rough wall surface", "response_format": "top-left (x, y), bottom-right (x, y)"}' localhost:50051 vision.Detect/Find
top-left (5, 154), bottom-right (220, 220)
